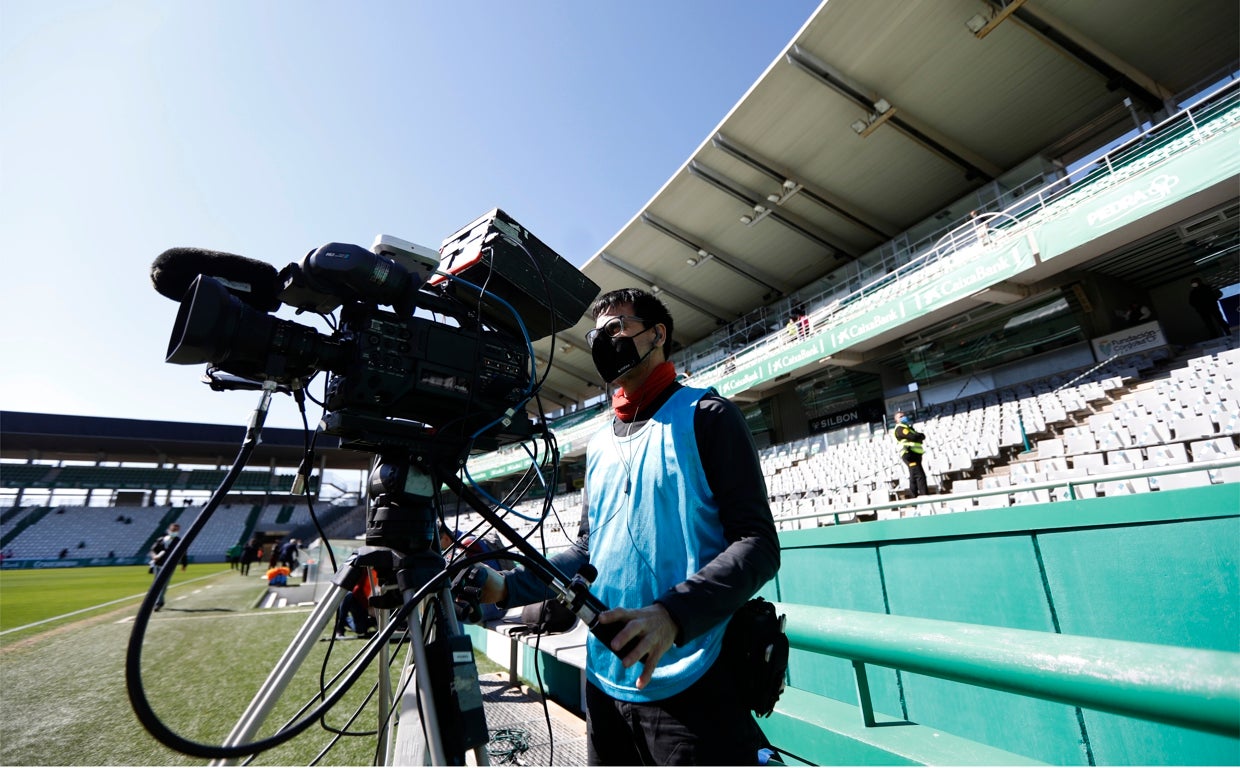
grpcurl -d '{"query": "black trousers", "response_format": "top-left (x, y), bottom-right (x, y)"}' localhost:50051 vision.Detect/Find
top-left (585, 651), bottom-right (769, 766)
top-left (335, 591), bottom-right (370, 635)
top-left (1197, 308), bottom-right (1229, 337)
top-left (906, 455), bottom-right (929, 497)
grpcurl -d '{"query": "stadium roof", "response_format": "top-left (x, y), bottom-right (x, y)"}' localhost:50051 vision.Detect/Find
top-left (527, 0), bottom-right (1239, 408)
top-left (0, 410), bottom-right (371, 471)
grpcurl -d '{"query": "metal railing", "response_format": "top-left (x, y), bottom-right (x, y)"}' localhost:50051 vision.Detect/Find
top-left (776, 602), bottom-right (1240, 737)
top-left (777, 456), bottom-right (1240, 525)
top-left (678, 79), bottom-right (1240, 387)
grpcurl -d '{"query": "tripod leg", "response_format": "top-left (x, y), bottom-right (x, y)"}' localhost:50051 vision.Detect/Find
top-left (210, 582), bottom-right (348, 766)
top-left (374, 605), bottom-right (398, 762)
top-left (393, 601), bottom-right (449, 766)
top-left (436, 587), bottom-right (491, 767)
top-left (390, 590), bottom-right (491, 766)
top-left (384, 637), bottom-right (418, 766)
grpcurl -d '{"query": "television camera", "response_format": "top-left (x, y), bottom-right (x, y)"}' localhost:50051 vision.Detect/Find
top-left (154, 208), bottom-right (599, 454)
top-left (131, 210), bottom-right (611, 763)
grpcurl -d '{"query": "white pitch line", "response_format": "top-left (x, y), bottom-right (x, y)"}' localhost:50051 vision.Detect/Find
top-left (1, 572), bottom-right (225, 636)
top-left (115, 606), bottom-right (314, 624)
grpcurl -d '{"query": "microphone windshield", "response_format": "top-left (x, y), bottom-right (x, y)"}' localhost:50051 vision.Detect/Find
top-left (151, 247), bottom-right (281, 311)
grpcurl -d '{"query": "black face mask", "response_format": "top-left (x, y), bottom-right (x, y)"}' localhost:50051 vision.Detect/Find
top-left (591, 332), bottom-right (656, 384)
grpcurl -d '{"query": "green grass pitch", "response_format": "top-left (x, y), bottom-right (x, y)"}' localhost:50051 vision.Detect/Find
top-left (0, 565), bottom-right (396, 765)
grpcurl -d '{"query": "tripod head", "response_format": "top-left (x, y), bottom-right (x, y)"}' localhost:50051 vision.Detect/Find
top-left (366, 451), bottom-right (441, 557)
top-left (348, 425), bottom-right (473, 609)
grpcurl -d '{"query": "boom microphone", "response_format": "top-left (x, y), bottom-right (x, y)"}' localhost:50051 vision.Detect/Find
top-left (151, 248), bottom-right (282, 311)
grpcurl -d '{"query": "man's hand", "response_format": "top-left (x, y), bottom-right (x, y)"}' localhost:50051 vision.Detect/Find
top-left (597, 603), bottom-right (678, 689)
top-left (476, 564), bottom-right (507, 605)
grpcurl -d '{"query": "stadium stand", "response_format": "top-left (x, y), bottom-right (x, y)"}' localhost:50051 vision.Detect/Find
top-left (2, 504), bottom-right (172, 561)
top-left (182, 503), bottom-right (259, 564)
top-left (476, 345), bottom-right (1240, 537)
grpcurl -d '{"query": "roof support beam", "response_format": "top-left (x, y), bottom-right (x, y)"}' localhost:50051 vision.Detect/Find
top-left (786, 45), bottom-right (997, 181)
top-left (687, 161), bottom-right (854, 260)
top-left (820, 350), bottom-right (866, 367)
top-left (964, 0), bottom-right (1028, 39)
top-left (970, 281), bottom-right (1030, 305)
top-left (1008, 5), bottom-right (1169, 115)
top-left (640, 213), bottom-right (789, 299)
top-left (598, 252), bottom-right (733, 324)
top-left (711, 133), bottom-right (897, 239)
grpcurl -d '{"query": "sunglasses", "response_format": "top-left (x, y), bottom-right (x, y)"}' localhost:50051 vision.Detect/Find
top-left (585, 315), bottom-right (649, 346)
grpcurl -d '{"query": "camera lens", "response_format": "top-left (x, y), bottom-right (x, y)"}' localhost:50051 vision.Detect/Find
top-left (166, 275), bottom-right (342, 383)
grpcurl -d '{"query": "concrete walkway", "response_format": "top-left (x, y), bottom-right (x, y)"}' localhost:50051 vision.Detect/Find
top-left (477, 672), bottom-right (588, 766)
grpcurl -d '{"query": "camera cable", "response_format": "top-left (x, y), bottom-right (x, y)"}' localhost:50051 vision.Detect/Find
top-left (487, 727), bottom-right (532, 765)
top-left (125, 386), bottom-right (423, 761)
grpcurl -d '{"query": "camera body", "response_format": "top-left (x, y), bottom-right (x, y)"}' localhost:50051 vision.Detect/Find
top-left (322, 303), bottom-right (529, 433)
top-left (162, 210), bottom-right (599, 450)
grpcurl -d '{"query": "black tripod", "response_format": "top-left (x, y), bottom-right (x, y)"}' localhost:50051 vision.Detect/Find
top-left (214, 404), bottom-right (609, 766)
top-left (129, 395), bottom-right (601, 766)
top-left (214, 441), bottom-right (498, 765)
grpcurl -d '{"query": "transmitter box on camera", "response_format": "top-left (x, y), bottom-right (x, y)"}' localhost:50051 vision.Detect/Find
top-left (371, 234), bottom-right (440, 285)
top-left (434, 208), bottom-right (600, 342)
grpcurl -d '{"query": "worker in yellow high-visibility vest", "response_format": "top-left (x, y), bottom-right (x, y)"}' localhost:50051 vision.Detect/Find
top-left (893, 411), bottom-right (928, 498)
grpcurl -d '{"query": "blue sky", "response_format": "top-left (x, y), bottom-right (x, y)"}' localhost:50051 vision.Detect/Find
top-left (1, 1), bottom-right (820, 431)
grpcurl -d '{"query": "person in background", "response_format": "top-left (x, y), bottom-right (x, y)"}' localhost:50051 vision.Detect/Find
top-left (149, 523), bottom-right (182, 611)
top-left (334, 568), bottom-right (375, 639)
top-left (1115, 302), bottom-right (1152, 327)
top-left (970, 210), bottom-right (990, 245)
top-left (265, 564), bottom-right (291, 586)
top-left (893, 411), bottom-right (929, 499)
top-left (279, 538), bottom-right (301, 570)
top-left (1188, 278), bottom-right (1228, 338)
top-left (473, 287), bottom-right (780, 765)
top-left (239, 536), bottom-right (260, 576)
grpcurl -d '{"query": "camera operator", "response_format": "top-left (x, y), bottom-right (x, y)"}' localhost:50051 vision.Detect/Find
top-left (474, 288), bottom-right (780, 765)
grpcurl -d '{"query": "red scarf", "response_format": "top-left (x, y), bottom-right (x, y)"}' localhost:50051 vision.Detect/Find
top-left (612, 361), bottom-right (677, 421)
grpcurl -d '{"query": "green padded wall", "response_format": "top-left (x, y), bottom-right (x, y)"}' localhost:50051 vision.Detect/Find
top-left (773, 484), bottom-right (1239, 765)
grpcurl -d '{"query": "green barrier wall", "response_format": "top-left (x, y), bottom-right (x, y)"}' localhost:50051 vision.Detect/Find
top-left (768, 484), bottom-right (1240, 765)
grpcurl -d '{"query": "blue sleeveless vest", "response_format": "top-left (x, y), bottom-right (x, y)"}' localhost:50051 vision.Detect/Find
top-left (584, 386), bottom-right (728, 702)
